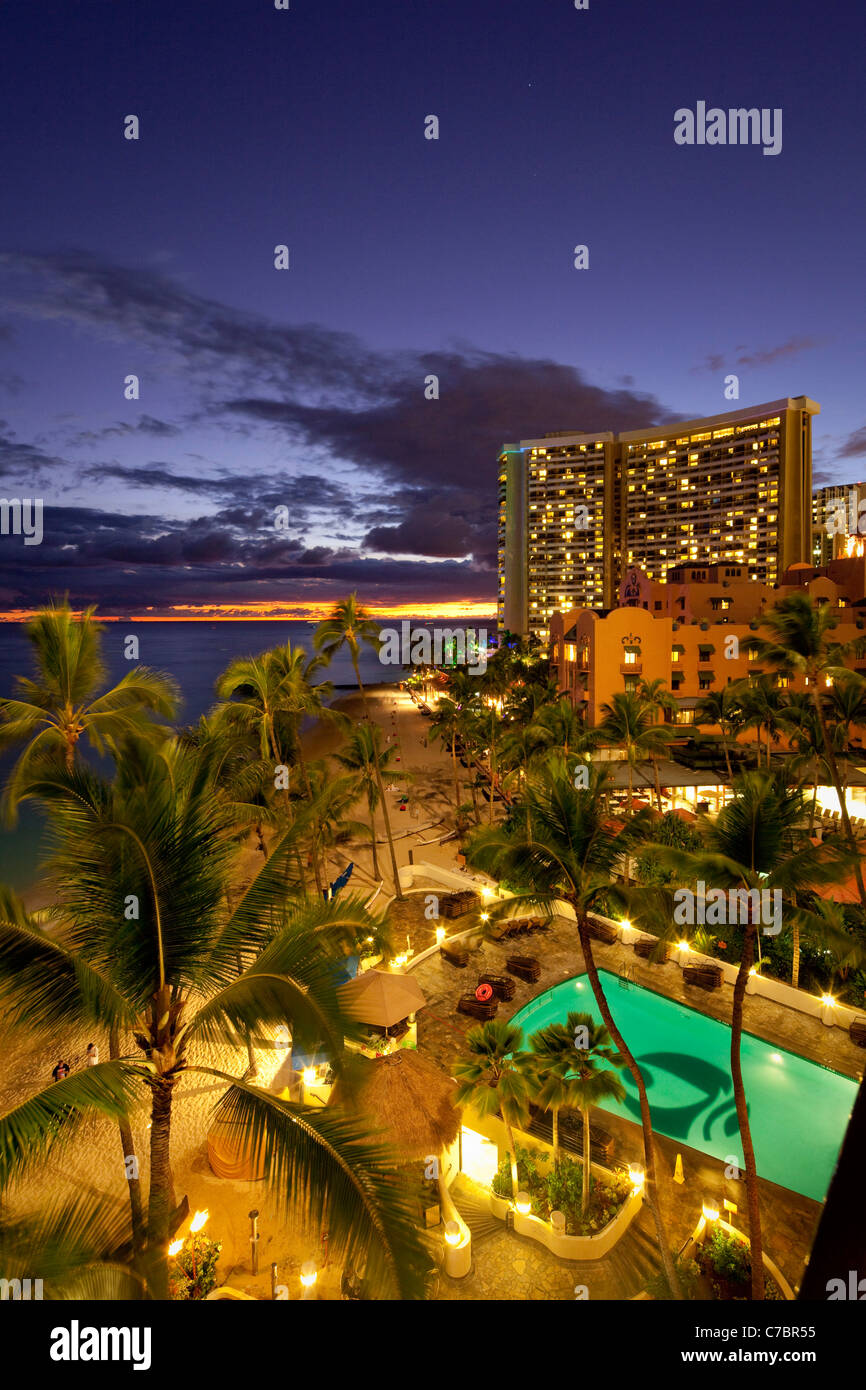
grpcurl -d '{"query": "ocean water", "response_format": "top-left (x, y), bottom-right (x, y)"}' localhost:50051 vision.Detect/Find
top-left (0, 617), bottom-right (483, 892)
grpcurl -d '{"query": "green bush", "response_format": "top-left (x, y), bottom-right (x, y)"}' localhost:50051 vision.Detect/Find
top-left (645, 1252), bottom-right (701, 1301)
top-left (169, 1233), bottom-right (223, 1301)
top-left (490, 1144), bottom-right (631, 1236)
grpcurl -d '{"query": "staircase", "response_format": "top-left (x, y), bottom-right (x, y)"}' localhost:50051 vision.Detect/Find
top-left (449, 1175), bottom-right (502, 1245)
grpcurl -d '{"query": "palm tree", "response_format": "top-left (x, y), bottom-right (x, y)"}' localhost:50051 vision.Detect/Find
top-left (532, 695), bottom-right (589, 757)
top-left (642, 771), bottom-right (853, 1299)
top-left (754, 592), bottom-right (866, 907)
top-left (0, 600), bottom-right (178, 818)
top-left (0, 745), bottom-right (428, 1299)
top-left (499, 721), bottom-right (552, 835)
top-left (429, 696), bottom-right (463, 810)
top-left (470, 704), bottom-right (507, 824)
top-left (314, 596), bottom-right (404, 899)
top-left (695, 686), bottom-right (742, 782)
top-left (598, 691), bottom-right (673, 809)
top-left (453, 1020), bottom-right (534, 1197)
top-left (565, 1012), bottom-right (626, 1215)
top-left (466, 756), bottom-right (684, 1298)
top-left (333, 723), bottom-right (402, 881)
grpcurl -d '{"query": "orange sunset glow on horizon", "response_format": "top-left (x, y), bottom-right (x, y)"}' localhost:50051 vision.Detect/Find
top-left (0, 599), bottom-right (497, 624)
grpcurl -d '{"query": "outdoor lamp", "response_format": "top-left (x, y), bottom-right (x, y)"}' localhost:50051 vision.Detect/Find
top-left (444, 1221), bottom-right (461, 1246)
top-left (677, 939), bottom-right (690, 954)
top-left (435, 926), bottom-right (446, 944)
top-left (702, 1199), bottom-right (720, 1223)
top-left (515, 1191), bottom-right (531, 1215)
top-left (190, 1209), bottom-right (209, 1233)
top-left (300, 1261), bottom-right (317, 1288)
top-left (821, 993), bottom-right (836, 1007)
top-left (627, 1163), bottom-right (645, 1191)
top-left (303, 1067), bottom-right (317, 1086)
top-left (480, 913), bottom-right (490, 923)
top-left (168, 1239), bottom-right (184, 1257)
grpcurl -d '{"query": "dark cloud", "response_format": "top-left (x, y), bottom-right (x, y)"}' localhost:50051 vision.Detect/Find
top-left (0, 252), bottom-right (681, 610)
top-left (692, 337), bottom-right (820, 375)
top-left (837, 425), bottom-right (866, 462)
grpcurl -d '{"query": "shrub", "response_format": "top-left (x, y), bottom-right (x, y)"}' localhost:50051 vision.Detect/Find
top-left (169, 1233), bottom-right (223, 1301)
top-left (645, 1251), bottom-right (701, 1301)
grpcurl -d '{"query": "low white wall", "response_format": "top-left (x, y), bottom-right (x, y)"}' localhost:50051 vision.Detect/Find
top-left (485, 1176), bottom-right (644, 1261)
top-left (688, 1214), bottom-right (795, 1300)
top-left (402, 861), bottom-right (864, 1033)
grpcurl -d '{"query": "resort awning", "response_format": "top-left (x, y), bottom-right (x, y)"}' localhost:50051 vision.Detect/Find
top-left (337, 969), bottom-right (427, 1027)
top-left (599, 759), bottom-right (723, 790)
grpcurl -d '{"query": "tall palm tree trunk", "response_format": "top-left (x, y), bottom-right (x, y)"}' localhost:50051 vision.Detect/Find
top-left (552, 1108), bottom-right (560, 1170)
top-left (110, 1024), bottom-right (144, 1253)
top-left (366, 788), bottom-right (381, 879)
top-left (575, 910), bottom-right (683, 1299)
top-left (451, 732), bottom-right (460, 808)
top-left (730, 917), bottom-right (764, 1299)
top-left (353, 659), bottom-right (404, 899)
top-left (146, 1078), bottom-right (177, 1299)
top-left (722, 733), bottom-right (733, 781)
top-left (811, 691), bottom-right (866, 907)
top-left (502, 1113), bottom-right (519, 1198)
top-left (581, 1104), bottom-right (591, 1216)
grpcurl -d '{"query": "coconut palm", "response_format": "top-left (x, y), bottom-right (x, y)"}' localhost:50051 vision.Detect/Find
top-left (333, 723), bottom-right (402, 881)
top-left (639, 771), bottom-right (855, 1299)
top-left (532, 695), bottom-right (591, 758)
top-left (564, 1012), bottom-right (626, 1215)
top-left (314, 596), bottom-right (404, 899)
top-left (695, 686), bottom-right (742, 782)
top-left (470, 704), bottom-right (507, 825)
top-left (465, 756), bottom-right (683, 1298)
top-left (0, 744), bottom-right (429, 1300)
top-left (598, 691), bottom-right (674, 809)
top-left (453, 1020), bottom-right (534, 1197)
top-left (754, 592), bottom-right (866, 908)
top-left (0, 599), bottom-right (178, 819)
top-left (429, 696), bottom-right (463, 810)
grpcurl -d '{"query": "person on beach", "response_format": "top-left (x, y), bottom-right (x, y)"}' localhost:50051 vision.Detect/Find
top-left (86, 1043), bottom-right (99, 1066)
top-left (51, 1060), bottom-right (70, 1083)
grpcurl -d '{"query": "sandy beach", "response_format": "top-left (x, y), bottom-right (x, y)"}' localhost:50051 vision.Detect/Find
top-left (0, 682), bottom-right (474, 1297)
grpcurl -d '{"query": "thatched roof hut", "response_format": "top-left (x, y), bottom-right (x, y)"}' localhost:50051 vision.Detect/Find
top-left (333, 1050), bottom-right (461, 1162)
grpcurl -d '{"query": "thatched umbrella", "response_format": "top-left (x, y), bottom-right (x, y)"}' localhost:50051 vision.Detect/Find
top-left (333, 1050), bottom-right (461, 1163)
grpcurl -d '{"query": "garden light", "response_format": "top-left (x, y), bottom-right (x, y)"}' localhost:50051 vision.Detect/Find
top-left (300, 1260), bottom-right (317, 1288)
top-left (515, 1191), bottom-right (531, 1215)
top-left (190, 1209), bottom-right (209, 1233)
top-left (702, 1199), bottom-right (720, 1223)
top-left (627, 1163), bottom-right (645, 1191)
top-left (168, 1239), bottom-right (184, 1257)
top-left (444, 1221), bottom-right (461, 1246)
top-left (303, 1067), bottom-right (317, 1086)
top-left (435, 926), bottom-right (446, 943)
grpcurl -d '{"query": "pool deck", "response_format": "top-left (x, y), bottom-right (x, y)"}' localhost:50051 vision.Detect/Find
top-left (413, 914), bottom-right (865, 1296)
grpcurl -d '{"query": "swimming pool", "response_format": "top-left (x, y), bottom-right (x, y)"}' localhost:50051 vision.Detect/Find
top-left (510, 970), bottom-right (857, 1201)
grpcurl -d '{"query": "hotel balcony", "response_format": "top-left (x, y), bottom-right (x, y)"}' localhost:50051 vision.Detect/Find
top-left (620, 660), bottom-right (642, 675)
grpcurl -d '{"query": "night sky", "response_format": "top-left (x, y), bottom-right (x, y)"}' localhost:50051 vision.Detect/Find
top-left (0, 0), bottom-right (863, 618)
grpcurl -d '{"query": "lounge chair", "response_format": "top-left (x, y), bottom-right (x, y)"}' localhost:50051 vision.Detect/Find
top-left (440, 941), bottom-right (469, 968)
top-left (457, 993), bottom-right (498, 1021)
top-left (683, 963), bottom-right (723, 990)
top-left (633, 935), bottom-right (670, 962)
top-left (477, 972), bottom-right (516, 1002)
top-left (506, 955), bottom-right (541, 983)
top-left (850, 1017), bottom-right (866, 1048)
top-left (586, 917), bottom-right (618, 945)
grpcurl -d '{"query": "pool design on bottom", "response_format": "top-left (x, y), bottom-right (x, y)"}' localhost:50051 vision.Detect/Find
top-left (509, 970), bottom-right (857, 1201)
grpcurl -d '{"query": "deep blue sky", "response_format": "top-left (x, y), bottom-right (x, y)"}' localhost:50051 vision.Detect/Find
top-left (0, 0), bottom-right (863, 616)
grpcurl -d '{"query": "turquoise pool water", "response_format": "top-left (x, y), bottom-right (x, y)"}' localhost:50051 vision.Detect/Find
top-left (510, 970), bottom-right (857, 1201)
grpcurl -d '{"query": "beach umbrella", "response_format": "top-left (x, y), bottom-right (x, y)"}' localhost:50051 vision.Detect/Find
top-left (337, 968), bottom-right (426, 1027)
top-left (333, 1051), bottom-right (461, 1162)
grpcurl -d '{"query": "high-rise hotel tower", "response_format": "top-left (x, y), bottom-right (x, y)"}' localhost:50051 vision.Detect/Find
top-left (498, 396), bottom-right (818, 641)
